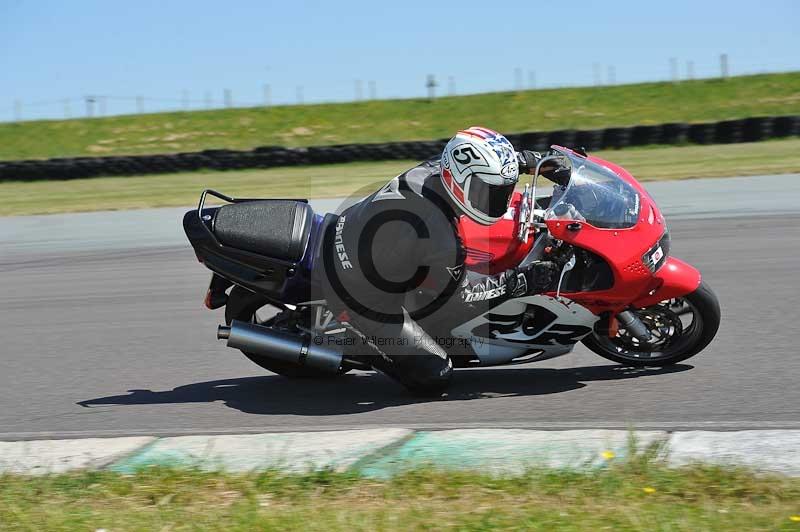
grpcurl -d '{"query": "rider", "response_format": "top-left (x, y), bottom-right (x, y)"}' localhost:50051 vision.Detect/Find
top-left (319, 127), bottom-right (559, 394)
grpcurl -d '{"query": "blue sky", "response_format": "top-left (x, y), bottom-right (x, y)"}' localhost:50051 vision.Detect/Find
top-left (1, 0), bottom-right (799, 121)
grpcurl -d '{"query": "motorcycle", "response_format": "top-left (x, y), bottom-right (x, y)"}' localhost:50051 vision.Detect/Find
top-left (183, 145), bottom-right (720, 388)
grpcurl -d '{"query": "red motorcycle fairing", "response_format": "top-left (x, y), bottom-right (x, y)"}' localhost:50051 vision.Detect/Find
top-left (630, 257), bottom-right (702, 309)
top-left (458, 149), bottom-right (702, 316)
top-left (537, 152), bottom-right (667, 314)
top-left (458, 193), bottom-right (535, 274)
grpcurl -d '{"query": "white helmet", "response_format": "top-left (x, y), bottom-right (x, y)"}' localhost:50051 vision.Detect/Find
top-left (440, 126), bottom-right (519, 225)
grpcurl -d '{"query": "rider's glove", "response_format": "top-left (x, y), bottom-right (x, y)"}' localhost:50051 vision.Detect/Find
top-left (516, 150), bottom-right (541, 175)
top-left (514, 261), bottom-right (560, 296)
top-left (545, 165), bottom-right (571, 186)
top-left (516, 149), bottom-right (571, 186)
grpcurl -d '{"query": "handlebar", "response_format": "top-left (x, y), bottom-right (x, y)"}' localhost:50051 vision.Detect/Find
top-left (516, 150), bottom-right (574, 243)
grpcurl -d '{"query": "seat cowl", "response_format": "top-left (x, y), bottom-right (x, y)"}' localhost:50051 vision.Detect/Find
top-left (212, 200), bottom-right (313, 262)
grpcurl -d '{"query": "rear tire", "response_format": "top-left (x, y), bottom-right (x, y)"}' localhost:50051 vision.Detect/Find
top-left (582, 281), bottom-right (720, 367)
top-left (225, 286), bottom-right (346, 378)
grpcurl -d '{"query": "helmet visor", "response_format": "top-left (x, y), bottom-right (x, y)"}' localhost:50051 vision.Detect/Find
top-left (467, 178), bottom-right (515, 219)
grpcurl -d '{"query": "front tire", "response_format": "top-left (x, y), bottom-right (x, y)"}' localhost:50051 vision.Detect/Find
top-left (582, 281), bottom-right (720, 367)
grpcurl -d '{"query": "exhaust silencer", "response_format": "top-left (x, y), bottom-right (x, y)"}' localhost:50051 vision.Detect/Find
top-left (217, 320), bottom-right (342, 373)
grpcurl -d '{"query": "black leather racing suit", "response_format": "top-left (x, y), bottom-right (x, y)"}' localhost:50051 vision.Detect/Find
top-left (318, 157), bottom-right (550, 392)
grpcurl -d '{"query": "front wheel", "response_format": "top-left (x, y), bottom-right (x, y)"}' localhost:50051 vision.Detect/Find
top-left (582, 281), bottom-right (720, 367)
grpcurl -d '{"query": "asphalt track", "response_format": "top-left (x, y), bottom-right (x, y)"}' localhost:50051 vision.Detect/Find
top-left (2, 175), bottom-right (800, 439)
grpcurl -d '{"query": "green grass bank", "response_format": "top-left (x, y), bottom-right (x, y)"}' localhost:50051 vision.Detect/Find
top-left (2, 72), bottom-right (799, 161)
top-left (2, 462), bottom-right (799, 531)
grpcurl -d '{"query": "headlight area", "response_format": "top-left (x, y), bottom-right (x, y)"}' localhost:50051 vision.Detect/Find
top-left (642, 230), bottom-right (671, 273)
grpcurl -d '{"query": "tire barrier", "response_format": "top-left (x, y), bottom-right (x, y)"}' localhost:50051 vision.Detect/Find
top-left (687, 123), bottom-right (718, 145)
top-left (574, 129), bottom-right (605, 151)
top-left (602, 127), bottom-right (632, 149)
top-left (1, 114), bottom-right (798, 182)
top-left (547, 129), bottom-right (578, 150)
top-left (741, 116), bottom-right (774, 142)
top-left (518, 131), bottom-right (550, 152)
top-left (659, 123), bottom-right (688, 145)
top-left (715, 119), bottom-right (745, 144)
top-left (773, 115), bottom-right (800, 138)
top-left (629, 125), bottom-right (662, 147)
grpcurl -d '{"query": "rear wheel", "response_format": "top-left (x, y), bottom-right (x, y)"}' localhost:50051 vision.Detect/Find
top-left (225, 286), bottom-right (347, 378)
top-left (582, 281), bottom-right (720, 366)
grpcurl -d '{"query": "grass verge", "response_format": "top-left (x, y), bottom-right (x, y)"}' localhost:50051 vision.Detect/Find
top-left (1, 72), bottom-right (799, 160)
top-left (2, 139), bottom-right (799, 217)
top-left (2, 460), bottom-right (800, 531)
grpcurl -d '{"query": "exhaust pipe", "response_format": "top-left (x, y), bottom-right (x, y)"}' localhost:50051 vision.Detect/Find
top-left (217, 320), bottom-right (342, 373)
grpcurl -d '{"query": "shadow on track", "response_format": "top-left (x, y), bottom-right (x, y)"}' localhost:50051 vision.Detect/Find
top-left (78, 364), bottom-right (692, 416)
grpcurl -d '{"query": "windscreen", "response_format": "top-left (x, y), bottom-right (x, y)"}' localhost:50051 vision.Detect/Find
top-left (545, 151), bottom-right (640, 229)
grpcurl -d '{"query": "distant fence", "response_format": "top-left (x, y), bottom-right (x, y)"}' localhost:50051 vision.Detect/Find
top-left (1, 115), bottom-right (799, 182)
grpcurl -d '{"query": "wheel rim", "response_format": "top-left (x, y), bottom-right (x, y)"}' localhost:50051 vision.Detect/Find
top-left (592, 297), bottom-right (703, 363)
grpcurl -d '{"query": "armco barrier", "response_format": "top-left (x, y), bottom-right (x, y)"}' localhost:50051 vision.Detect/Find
top-left (0, 115), bottom-right (798, 182)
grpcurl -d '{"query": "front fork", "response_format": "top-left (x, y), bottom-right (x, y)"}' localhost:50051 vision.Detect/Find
top-left (615, 310), bottom-right (652, 343)
top-left (597, 256), bottom-right (702, 341)
top-left (632, 257), bottom-right (702, 309)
